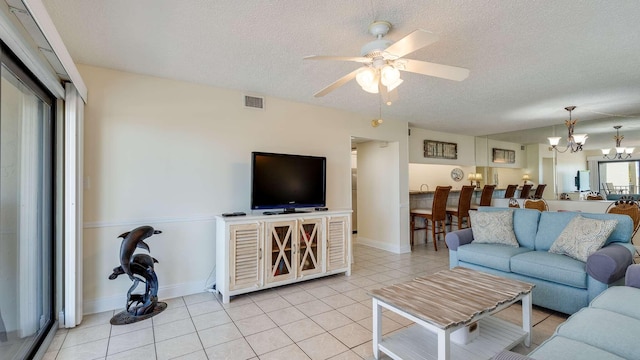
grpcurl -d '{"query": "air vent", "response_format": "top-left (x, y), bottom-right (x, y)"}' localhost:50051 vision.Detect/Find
top-left (244, 95), bottom-right (265, 110)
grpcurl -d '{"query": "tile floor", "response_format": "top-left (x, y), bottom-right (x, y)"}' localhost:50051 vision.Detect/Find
top-left (43, 242), bottom-right (568, 360)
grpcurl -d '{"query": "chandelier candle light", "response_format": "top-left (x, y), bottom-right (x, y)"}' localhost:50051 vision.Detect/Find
top-left (602, 126), bottom-right (634, 160)
top-left (548, 106), bottom-right (588, 153)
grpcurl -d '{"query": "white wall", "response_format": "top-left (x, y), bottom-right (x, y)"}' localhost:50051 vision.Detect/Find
top-left (355, 141), bottom-right (403, 252)
top-left (408, 164), bottom-right (477, 191)
top-left (79, 65), bottom-right (409, 313)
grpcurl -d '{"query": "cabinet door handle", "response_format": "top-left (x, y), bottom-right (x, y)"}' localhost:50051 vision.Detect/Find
top-left (259, 248), bottom-right (262, 259)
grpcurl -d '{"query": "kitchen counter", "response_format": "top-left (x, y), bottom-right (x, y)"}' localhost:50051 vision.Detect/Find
top-left (409, 188), bottom-right (485, 195)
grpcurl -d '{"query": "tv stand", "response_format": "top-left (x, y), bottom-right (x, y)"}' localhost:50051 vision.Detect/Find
top-left (215, 210), bottom-right (352, 303)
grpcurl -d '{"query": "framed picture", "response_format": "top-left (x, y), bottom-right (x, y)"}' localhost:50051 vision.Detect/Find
top-left (424, 140), bottom-right (458, 160)
top-left (492, 148), bottom-right (515, 163)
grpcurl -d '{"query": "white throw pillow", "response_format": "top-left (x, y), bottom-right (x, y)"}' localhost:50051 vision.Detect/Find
top-left (470, 210), bottom-right (519, 247)
top-left (549, 215), bottom-right (617, 262)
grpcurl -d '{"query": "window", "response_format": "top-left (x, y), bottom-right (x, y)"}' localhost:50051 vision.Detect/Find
top-left (0, 41), bottom-right (55, 359)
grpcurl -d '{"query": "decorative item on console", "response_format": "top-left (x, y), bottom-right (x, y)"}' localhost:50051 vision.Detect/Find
top-left (522, 174), bottom-right (531, 185)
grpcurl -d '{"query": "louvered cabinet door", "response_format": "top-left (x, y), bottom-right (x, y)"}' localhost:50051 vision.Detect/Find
top-left (326, 216), bottom-right (349, 272)
top-left (298, 218), bottom-right (323, 277)
top-left (229, 223), bottom-right (262, 291)
top-left (265, 220), bottom-right (297, 284)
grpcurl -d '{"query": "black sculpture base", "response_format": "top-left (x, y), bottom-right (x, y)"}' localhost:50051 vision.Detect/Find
top-left (110, 302), bottom-right (167, 325)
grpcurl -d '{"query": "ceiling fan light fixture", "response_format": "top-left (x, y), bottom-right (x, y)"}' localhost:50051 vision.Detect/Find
top-left (355, 67), bottom-right (376, 88)
top-left (380, 65), bottom-right (400, 86)
top-left (386, 78), bottom-right (403, 92)
top-left (361, 79), bottom-right (379, 94)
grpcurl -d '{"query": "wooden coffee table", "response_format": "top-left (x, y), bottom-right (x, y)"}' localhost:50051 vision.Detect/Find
top-left (369, 267), bottom-right (534, 360)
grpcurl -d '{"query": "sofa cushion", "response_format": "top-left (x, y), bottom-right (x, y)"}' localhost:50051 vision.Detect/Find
top-left (528, 335), bottom-right (626, 360)
top-left (478, 207), bottom-right (540, 249)
top-left (535, 211), bottom-right (633, 251)
top-left (555, 307), bottom-right (640, 360)
top-left (590, 286), bottom-right (640, 321)
top-left (510, 251), bottom-right (587, 289)
top-left (549, 215), bottom-right (617, 262)
top-left (458, 243), bottom-right (531, 272)
top-left (469, 209), bottom-right (519, 247)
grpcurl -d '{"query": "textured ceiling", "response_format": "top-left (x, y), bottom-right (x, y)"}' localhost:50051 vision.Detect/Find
top-left (43, 0), bottom-right (640, 149)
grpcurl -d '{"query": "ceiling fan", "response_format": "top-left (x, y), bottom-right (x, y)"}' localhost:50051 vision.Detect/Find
top-left (305, 20), bottom-right (470, 105)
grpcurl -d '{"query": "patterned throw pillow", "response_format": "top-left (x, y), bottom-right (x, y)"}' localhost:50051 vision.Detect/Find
top-left (549, 215), bottom-right (618, 262)
top-left (469, 210), bottom-right (519, 247)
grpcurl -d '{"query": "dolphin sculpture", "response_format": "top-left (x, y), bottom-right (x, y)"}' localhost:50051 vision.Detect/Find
top-left (108, 225), bottom-right (166, 323)
top-left (117, 226), bottom-right (161, 281)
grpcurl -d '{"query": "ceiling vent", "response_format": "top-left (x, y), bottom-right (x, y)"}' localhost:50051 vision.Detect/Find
top-left (244, 95), bottom-right (265, 110)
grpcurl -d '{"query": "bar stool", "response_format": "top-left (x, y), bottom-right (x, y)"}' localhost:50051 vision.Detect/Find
top-left (533, 184), bottom-right (546, 199)
top-left (446, 185), bottom-right (474, 230)
top-left (471, 184), bottom-right (496, 210)
top-left (410, 186), bottom-right (451, 251)
top-left (504, 184), bottom-right (517, 198)
top-left (519, 184), bottom-right (533, 199)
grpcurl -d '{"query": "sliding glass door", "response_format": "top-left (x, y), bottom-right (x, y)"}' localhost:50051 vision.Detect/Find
top-left (0, 43), bottom-right (55, 360)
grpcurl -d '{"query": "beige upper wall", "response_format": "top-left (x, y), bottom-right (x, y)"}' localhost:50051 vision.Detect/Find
top-left (79, 64), bottom-right (410, 313)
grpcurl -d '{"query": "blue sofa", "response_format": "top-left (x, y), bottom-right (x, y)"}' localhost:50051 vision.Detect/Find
top-left (494, 264), bottom-right (640, 360)
top-left (445, 208), bottom-right (634, 314)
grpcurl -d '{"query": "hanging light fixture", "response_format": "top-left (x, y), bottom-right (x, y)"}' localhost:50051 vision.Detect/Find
top-left (601, 125), bottom-right (634, 159)
top-left (355, 63), bottom-right (404, 97)
top-left (548, 106), bottom-right (588, 153)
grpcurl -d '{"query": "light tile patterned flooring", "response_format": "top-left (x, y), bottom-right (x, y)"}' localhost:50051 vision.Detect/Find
top-left (43, 242), bottom-right (568, 360)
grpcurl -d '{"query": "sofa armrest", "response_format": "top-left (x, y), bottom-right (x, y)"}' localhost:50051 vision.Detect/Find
top-left (492, 350), bottom-right (534, 360)
top-left (586, 244), bottom-right (633, 284)
top-left (625, 264), bottom-right (640, 288)
top-left (445, 228), bottom-right (474, 251)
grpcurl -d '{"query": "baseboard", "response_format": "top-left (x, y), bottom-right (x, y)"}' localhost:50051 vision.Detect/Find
top-left (355, 236), bottom-right (408, 254)
top-left (83, 280), bottom-right (207, 315)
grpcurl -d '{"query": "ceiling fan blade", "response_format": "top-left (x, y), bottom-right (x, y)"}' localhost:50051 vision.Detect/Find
top-left (384, 29), bottom-right (440, 58)
top-left (304, 55), bottom-right (371, 63)
top-left (313, 68), bottom-right (361, 97)
top-left (400, 59), bottom-right (470, 81)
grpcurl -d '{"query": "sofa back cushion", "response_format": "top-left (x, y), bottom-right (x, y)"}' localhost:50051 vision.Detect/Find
top-left (478, 207), bottom-right (540, 249)
top-left (534, 211), bottom-right (633, 251)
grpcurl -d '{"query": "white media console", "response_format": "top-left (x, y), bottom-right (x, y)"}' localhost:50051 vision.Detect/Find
top-left (215, 210), bottom-right (352, 303)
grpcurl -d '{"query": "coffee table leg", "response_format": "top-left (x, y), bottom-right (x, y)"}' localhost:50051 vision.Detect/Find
top-left (522, 292), bottom-right (532, 347)
top-left (372, 298), bottom-right (382, 359)
top-left (437, 329), bottom-right (450, 360)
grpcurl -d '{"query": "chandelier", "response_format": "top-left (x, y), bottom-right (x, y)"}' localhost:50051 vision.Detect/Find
top-left (548, 106), bottom-right (588, 153)
top-left (602, 125), bottom-right (634, 159)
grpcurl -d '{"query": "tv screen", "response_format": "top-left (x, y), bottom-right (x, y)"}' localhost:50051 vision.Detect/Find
top-left (251, 152), bottom-right (327, 212)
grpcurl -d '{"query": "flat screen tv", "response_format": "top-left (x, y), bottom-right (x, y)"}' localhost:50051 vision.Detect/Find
top-left (251, 152), bottom-right (326, 213)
